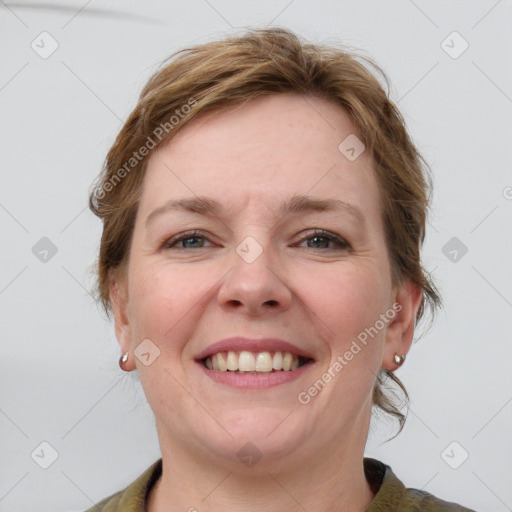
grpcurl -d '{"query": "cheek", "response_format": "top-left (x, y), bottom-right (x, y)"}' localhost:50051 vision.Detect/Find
top-left (127, 263), bottom-right (214, 346)
top-left (302, 262), bottom-right (389, 345)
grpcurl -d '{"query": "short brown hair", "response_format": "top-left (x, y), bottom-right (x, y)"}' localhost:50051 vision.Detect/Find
top-left (89, 27), bottom-right (442, 434)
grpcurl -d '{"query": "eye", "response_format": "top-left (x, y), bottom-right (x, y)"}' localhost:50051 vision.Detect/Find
top-left (162, 230), bottom-right (214, 249)
top-left (295, 229), bottom-right (351, 250)
top-left (161, 229), bottom-right (351, 251)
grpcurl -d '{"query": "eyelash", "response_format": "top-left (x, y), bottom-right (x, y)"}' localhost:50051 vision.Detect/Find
top-left (162, 229), bottom-right (351, 251)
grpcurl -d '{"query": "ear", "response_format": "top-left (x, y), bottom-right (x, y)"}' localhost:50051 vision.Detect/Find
top-left (109, 271), bottom-right (136, 371)
top-left (381, 279), bottom-right (423, 370)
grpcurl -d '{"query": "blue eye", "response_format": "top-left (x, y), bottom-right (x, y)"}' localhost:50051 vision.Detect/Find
top-left (296, 230), bottom-right (351, 250)
top-left (162, 229), bottom-right (351, 251)
top-left (163, 230), bottom-right (211, 249)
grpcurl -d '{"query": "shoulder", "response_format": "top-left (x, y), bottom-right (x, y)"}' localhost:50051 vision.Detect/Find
top-left (83, 459), bottom-right (162, 512)
top-left (364, 457), bottom-right (478, 511)
top-left (84, 491), bottom-right (122, 512)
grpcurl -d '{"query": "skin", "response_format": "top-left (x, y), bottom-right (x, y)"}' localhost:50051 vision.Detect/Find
top-left (110, 93), bottom-right (423, 511)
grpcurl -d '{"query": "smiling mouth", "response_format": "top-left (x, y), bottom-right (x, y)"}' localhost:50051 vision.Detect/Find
top-left (202, 350), bottom-right (312, 373)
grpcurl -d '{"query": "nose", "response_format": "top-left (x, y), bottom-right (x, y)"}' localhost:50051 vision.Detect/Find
top-left (217, 240), bottom-right (292, 316)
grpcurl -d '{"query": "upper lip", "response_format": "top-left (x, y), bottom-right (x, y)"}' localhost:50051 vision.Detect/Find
top-left (194, 337), bottom-right (315, 361)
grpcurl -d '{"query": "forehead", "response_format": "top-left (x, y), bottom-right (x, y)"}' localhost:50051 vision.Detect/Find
top-left (140, 93), bottom-right (382, 225)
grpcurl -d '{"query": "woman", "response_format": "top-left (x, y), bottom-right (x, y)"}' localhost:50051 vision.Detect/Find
top-left (86, 27), bottom-right (476, 511)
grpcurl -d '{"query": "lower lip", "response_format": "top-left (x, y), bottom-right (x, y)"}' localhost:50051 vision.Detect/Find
top-left (197, 361), bottom-right (313, 389)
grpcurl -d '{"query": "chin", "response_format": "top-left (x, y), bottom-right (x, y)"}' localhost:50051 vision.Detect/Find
top-left (193, 407), bottom-right (310, 470)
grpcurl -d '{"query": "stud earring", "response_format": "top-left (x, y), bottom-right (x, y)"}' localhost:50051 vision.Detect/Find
top-left (393, 353), bottom-right (406, 366)
top-left (119, 352), bottom-right (129, 371)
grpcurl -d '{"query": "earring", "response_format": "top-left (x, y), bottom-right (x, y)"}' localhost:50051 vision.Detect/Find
top-left (119, 352), bottom-right (129, 371)
top-left (393, 353), bottom-right (406, 366)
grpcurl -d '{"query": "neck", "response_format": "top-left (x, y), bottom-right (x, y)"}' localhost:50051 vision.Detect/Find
top-left (148, 413), bottom-right (375, 511)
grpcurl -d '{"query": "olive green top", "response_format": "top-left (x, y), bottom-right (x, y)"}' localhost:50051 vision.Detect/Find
top-left (85, 458), bottom-right (476, 511)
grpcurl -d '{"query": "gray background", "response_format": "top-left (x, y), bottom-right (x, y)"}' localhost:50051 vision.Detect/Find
top-left (1, 1), bottom-right (511, 510)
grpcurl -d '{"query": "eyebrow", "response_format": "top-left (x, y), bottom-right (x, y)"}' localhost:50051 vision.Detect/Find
top-left (145, 194), bottom-right (365, 226)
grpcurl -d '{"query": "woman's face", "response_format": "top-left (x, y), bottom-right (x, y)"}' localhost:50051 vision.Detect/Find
top-left (112, 93), bottom-right (419, 471)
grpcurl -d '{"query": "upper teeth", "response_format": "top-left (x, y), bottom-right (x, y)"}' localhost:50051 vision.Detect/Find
top-left (205, 351), bottom-right (302, 372)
